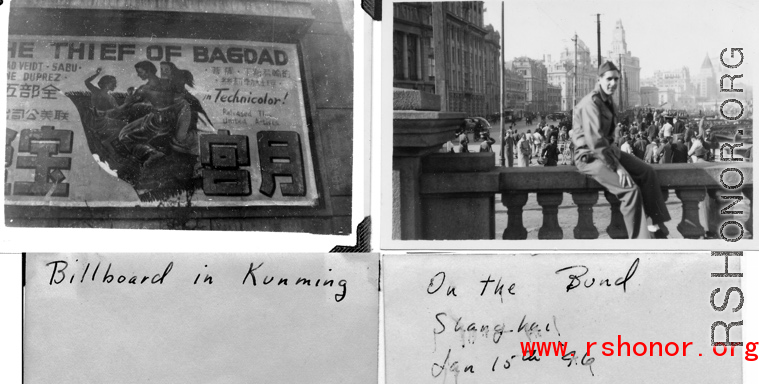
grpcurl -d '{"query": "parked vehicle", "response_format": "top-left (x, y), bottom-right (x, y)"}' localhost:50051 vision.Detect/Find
top-left (547, 112), bottom-right (567, 121)
top-left (465, 117), bottom-right (491, 141)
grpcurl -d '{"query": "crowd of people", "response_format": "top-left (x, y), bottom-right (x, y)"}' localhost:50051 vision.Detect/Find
top-left (444, 118), bottom-right (573, 168)
top-left (613, 112), bottom-right (720, 164)
top-left (443, 107), bottom-right (728, 168)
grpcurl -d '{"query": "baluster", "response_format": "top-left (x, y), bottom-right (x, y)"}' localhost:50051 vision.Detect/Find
top-left (703, 189), bottom-right (720, 238)
top-left (675, 188), bottom-right (706, 239)
top-left (572, 191), bottom-right (599, 239)
top-left (743, 187), bottom-right (753, 236)
top-left (537, 192), bottom-right (563, 239)
top-left (604, 191), bottom-right (627, 239)
top-left (502, 193), bottom-right (528, 240)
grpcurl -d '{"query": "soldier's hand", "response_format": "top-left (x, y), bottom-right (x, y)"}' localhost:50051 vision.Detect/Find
top-left (617, 167), bottom-right (633, 188)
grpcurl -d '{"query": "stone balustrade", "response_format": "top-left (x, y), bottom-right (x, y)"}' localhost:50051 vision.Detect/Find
top-left (392, 88), bottom-right (752, 240)
top-left (417, 154), bottom-right (753, 240)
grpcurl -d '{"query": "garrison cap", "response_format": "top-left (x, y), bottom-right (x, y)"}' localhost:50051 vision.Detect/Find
top-left (598, 61), bottom-right (619, 76)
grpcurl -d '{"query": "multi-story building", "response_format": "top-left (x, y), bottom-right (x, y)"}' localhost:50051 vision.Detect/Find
top-left (546, 37), bottom-right (597, 111)
top-left (393, 2), bottom-right (501, 117)
top-left (512, 56), bottom-right (548, 114)
top-left (640, 86), bottom-right (660, 107)
top-left (658, 89), bottom-right (677, 108)
top-left (393, 3), bottom-right (435, 94)
top-left (695, 53), bottom-right (717, 100)
top-left (483, 25), bottom-right (501, 117)
top-left (607, 20), bottom-right (641, 109)
top-left (546, 84), bottom-right (562, 113)
top-left (503, 67), bottom-right (526, 117)
top-left (653, 67), bottom-right (693, 109)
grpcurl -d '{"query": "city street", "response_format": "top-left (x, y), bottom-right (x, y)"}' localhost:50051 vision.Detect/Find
top-left (452, 117), bottom-right (573, 166)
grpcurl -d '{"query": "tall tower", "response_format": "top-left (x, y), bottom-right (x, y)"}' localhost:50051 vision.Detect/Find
top-left (607, 19), bottom-right (641, 108)
top-left (698, 53), bottom-right (716, 100)
top-left (612, 20), bottom-right (627, 54)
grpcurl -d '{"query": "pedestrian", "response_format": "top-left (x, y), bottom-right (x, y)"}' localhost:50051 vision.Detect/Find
top-left (543, 124), bottom-right (552, 139)
top-left (688, 134), bottom-right (708, 163)
top-left (504, 129), bottom-right (516, 167)
top-left (620, 136), bottom-right (633, 155)
top-left (458, 131), bottom-right (469, 153)
top-left (658, 137), bottom-right (673, 164)
top-left (661, 117), bottom-right (673, 139)
top-left (644, 138), bottom-right (659, 164)
top-left (479, 131), bottom-right (496, 152)
top-left (646, 121), bottom-right (658, 142)
top-left (532, 129), bottom-right (544, 156)
top-left (525, 129), bottom-right (534, 155)
top-left (570, 60), bottom-right (671, 239)
top-left (614, 123), bottom-right (626, 149)
top-left (630, 123), bottom-right (639, 137)
top-left (442, 140), bottom-right (455, 153)
top-left (698, 117), bottom-right (719, 160)
top-left (559, 126), bottom-right (569, 142)
top-left (632, 134), bottom-right (647, 160)
top-left (518, 133), bottom-right (531, 167)
top-left (550, 126), bottom-right (559, 143)
top-left (683, 123), bottom-right (694, 151)
top-left (542, 136), bottom-right (559, 166)
top-left (671, 137), bottom-right (688, 163)
top-left (673, 116), bottom-right (685, 136)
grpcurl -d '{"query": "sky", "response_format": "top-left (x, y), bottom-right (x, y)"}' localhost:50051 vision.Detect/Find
top-left (480, 0), bottom-right (755, 78)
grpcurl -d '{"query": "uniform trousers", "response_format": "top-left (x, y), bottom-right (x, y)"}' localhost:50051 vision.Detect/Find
top-left (576, 151), bottom-right (671, 239)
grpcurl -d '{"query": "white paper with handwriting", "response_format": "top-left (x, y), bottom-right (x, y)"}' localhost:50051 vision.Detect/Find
top-left (24, 253), bottom-right (379, 384)
top-left (384, 253), bottom-right (742, 383)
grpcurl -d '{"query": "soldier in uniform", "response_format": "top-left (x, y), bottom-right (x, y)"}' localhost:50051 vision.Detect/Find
top-left (570, 61), bottom-right (671, 239)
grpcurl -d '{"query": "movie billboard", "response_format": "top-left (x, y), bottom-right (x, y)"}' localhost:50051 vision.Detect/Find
top-left (5, 35), bottom-right (318, 207)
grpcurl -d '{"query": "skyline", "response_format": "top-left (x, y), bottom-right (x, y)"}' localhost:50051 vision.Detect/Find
top-left (480, 0), bottom-right (754, 78)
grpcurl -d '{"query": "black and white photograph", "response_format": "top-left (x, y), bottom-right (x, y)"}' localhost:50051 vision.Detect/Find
top-left (387, 0), bottom-right (753, 244)
top-left (4, 0), bottom-right (356, 235)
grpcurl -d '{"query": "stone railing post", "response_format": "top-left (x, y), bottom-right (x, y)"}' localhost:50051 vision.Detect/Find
top-left (393, 88), bottom-right (465, 240)
top-left (420, 153), bottom-right (496, 239)
top-left (604, 191), bottom-right (628, 239)
top-left (675, 188), bottom-right (706, 239)
top-left (537, 192), bottom-right (563, 239)
top-left (502, 193), bottom-right (528, 240)
top-left (703, 189), bottom-right (722, 238)
top-left (744, 187), bottom-right (753, 235)
top-left (572, 191), bottom-right (599, 239)
top-left (393, 154), bottom-right (424, 240)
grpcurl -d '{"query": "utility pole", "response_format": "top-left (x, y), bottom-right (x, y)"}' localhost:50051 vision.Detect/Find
top-left (595, 14), bottom-right (601, 67)
top-left (499, 1), bottom-right (505, 166)
top-left (572, 33), bottom-right (578, 108)
top-left (618, 53), bottom-right (623, 111)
